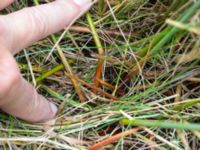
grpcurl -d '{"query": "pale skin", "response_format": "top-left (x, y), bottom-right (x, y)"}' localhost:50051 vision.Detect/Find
top-left (0, 0), bottom-right (92, 123)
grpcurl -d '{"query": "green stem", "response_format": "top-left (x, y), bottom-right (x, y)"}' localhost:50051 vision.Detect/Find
top-left (36, 64), bottom-right (64, 83)
top-left (86, 12), bottom-right (104, 55)
top-left (33, 0), bottom-right (39, 5)
top-left (98, 0), bottom-right (105, 15)
top-left (172, 98), bottom-right (200, 111)
top-left (120, 119), bottom-right (200, 131)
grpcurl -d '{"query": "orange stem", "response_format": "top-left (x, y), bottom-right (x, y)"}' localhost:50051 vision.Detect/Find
top-left (96, 78), bottom-right (115, 90)
top-left (64, 72), bottom-right (86, 102)
top-left (96, 78), bottom-right (125, 96)
top-left (149, 135), bottom-right (155, 150)
top-left (88, 127), bottom-right (143, 150)
top-left (77, 77), bottom-right (118, 101)
top-left (94, 60), bottom-right (104, 88)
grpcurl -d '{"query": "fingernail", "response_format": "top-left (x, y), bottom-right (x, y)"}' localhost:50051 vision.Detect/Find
top-left (73, 0), bottom-right (91, 7)
top-left (50, 103), bottom-right (58, 115)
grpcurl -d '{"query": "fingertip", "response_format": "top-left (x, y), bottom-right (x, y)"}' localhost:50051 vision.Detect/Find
top-left (50, 102), bottom-right (58, 116)
top-left (63, 0), bottom-right (92, 13)
top-left (30, 101), bottom-right (58, 123)
top-left (73, 0), bottom-right (91, 7)
top-left (40, 102), bottom-right (57, 123)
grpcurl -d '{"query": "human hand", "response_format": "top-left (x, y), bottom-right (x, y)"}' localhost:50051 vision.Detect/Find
top-left (0, 0), bottom-right (92, 123)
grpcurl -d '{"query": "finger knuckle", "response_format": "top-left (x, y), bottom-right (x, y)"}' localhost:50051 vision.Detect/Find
top-left (0, 17), bottom-right (9, 46)
top-left (23, 7), bottom-right (49, 37)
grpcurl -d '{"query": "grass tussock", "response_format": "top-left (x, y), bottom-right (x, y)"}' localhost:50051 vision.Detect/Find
top-left (1, 0), bottom-right (200, 149)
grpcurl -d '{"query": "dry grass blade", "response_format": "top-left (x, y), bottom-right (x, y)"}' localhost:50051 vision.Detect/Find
top-left (69, 26), bottom-right (139, 37)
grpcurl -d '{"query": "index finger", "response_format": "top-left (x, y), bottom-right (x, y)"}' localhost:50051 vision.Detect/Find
top-left (0, 0), bottom-right (14, 10)
top-left (2, 0), bottom-right (92, 54)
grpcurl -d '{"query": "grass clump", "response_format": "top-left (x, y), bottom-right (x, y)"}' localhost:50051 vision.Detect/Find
top-left (1, 0), bottom-right (200, 149)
